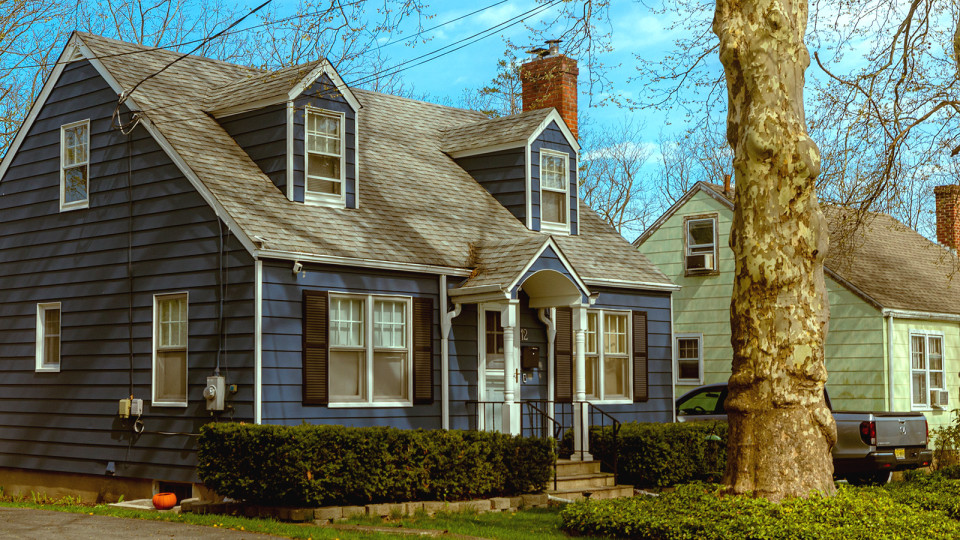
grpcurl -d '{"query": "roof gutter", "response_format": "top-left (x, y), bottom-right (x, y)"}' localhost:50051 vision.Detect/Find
top-left (584, 277), bottom-right (681, 291)
top-left (255, 249), bottom-right (472, 277)
top-left (880, 308), bottom-right (960, 323)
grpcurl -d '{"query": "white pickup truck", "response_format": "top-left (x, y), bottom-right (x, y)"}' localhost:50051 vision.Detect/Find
top-left (676, 383), bottom-right (933, 484)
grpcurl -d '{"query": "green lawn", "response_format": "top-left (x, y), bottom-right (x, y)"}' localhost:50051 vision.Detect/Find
top-left (0, 496), bottom-right (588, 539)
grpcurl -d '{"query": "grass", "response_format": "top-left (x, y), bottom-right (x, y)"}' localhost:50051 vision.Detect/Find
top-left (0, 492), bottom-right (589, 539)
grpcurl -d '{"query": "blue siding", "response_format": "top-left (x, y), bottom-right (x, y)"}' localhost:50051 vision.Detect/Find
top-left (260, 261), bottom-right (440, 427)
top-left (449, 303), bottom-right (478, 431)
top-left (590, 289), bottom-right (674, 423)
top-left (531, 121), bottom-right (578, 234)
top-left (0, 60), bottom-right (256, 483)
top-left (292, 74), bottom-right (357, 207)
top-left (218, 104), bottom-right (287, 196)
top-left (454, 148), bottom-right (526, 226)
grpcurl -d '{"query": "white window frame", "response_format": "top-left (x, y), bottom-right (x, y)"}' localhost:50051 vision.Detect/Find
top-left (539, 149), bottom-right (570, 234)
top-left (675, 333), bottom-right (704, 385)
top-left (152, 292), bottom-right (189, 407)
top-left (910, 331), bottom-right (945, 410)
top-left (36, 302), bottom-right (62, 372)
top-left (584, 308), bottom-right (633, 404)
top-left (60, 119), bottom-right (90, 212)
top-left (328, 293), bottom-right (414, 408)
top-left (684, 216), bottom-right (717, 273)
top-left (304, 106), bottom-right (346, 207)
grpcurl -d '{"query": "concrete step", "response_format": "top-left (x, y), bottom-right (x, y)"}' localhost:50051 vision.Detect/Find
top-left (555, 459), bottom-right (602, 477)
top-left (553, 473), bottom-right (616, 491)
top-left (547, 485), bottom-right (635, 502)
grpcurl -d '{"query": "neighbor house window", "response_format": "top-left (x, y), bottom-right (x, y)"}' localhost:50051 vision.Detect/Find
top-left (684, 216), bottom-right (717, 273)
top-left (305, 108), bottom-right (344, 204)
top-left (540, 150), bottom-right (569, 230)
top-left (676, 334), bottom-right (703, 384)
top-left (329, 294), bottom-right (412, 405)
top-left (153, 293), bottom-right (188, 406)
top-left (36, 303), bottom-right (61, 372)
top-left (60, 120), bottom-right (89, 211)
top-left (911, 333), bottom-right (945, 408)
top-left (584, 310), bottom-right (631, 402)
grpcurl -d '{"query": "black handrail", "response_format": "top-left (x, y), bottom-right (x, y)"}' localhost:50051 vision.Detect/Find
top-left (581, 401), bottom-right (621, 482)
top-left (464, 400), bottom-right (504, 432)
top-left (521, 400), bottom-right (563, 490)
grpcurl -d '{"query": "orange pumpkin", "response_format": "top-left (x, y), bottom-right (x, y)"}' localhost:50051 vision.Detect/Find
top-left (152, 492), bottom-right (177, 510)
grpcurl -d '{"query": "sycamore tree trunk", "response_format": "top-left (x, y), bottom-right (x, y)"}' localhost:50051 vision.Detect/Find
top-left (714, 0), bottom-right (837, 500)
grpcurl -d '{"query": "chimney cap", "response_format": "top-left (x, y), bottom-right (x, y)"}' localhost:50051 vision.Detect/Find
top-left (546, 39), bottom-right (561, 55)
top-left (527, 46), bottom-right (549, 58)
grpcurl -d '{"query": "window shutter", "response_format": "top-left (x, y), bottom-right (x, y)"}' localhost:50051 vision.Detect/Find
top-left (413, 297), bottom-right (434, 405)
top-left (555, 307), bottom-right (573, 403)
top-left (302, 290), bottom-right (329, 405)
top-left (633, 311), bottom-right (649, 403)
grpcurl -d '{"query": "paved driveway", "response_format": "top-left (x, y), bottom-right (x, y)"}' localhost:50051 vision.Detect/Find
top-left (0, 507), bottom-right (286, 539)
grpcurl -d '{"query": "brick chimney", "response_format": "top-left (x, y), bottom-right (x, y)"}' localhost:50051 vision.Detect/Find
top-left (520, 40), bottom-right (579, 139)
top-left (935, 185), bottom-right (960, 250)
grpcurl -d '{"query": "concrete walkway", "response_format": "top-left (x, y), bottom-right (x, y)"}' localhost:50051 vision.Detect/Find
top-left (0, 507), bottom-right (285, 539)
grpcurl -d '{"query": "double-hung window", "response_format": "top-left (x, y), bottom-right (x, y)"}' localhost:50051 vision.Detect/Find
top-left (153, 293), bottom-right (188, 406)
top-left (36, 302), bottom-right (61, 372)
top-left (60, 120), bottom-right (90, 211)
top-left (329, 295), bottom-right (412, 405)
top-left (305, 108), bottom-right (344, 205)
top-left (684, 216), bottom-right (717, 273)
top-left (540, 150), bottom-right (569, 230)
top-left (911, 333), bottom-right (945, 409)
top-left (676, 334), bottom-right (703, 384)
top-left (584, 310), bottom-right (631, 402)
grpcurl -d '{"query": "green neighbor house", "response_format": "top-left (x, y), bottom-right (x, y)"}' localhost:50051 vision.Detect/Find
top-left (635, 181), bottom-right (960, 431)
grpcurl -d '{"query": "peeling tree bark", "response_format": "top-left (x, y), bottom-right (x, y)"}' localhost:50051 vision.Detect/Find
top-left (714, 0), bottom-right (837, 500)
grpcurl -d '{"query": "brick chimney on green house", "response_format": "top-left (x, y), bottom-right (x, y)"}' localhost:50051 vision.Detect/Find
top-left (520, 40), bottom-right (579, 140)
top-left (935, 184), bottom-right (960, 251)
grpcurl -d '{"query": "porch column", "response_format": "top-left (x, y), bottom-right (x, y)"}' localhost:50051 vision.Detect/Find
top-left (572, 305), bottom-right (592, 460)
top-left (501, 300), bottom-right (521, 435)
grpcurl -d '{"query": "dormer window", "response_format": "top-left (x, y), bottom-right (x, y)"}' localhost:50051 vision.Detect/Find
top-left (60, 120), bottom-right (89, 211)
top-left (541, 149), bottom-right (569, 231)
top-left (305, 108), bottom-right (345, 205)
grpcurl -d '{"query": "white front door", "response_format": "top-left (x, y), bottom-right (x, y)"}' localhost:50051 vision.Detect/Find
top-left (480, 308), bottom-right (505, 431)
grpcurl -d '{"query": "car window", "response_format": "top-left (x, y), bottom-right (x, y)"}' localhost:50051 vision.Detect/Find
top-left (678, 389), bottom-right (723, 416)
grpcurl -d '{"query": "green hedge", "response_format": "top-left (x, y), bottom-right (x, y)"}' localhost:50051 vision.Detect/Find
top-left (560, 482), bottom-right (960, 539)
top-left (588, 421), bottom-right (727, 487)
top-left (197, 423), bottom-right (553, 506)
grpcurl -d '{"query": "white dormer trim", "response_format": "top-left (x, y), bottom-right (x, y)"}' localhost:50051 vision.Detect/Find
top-left (527, 109), bottom-right (580, 153)
top-left (289, 60), bottom-right (362, 112)
top-left (446, 140), bottom-right (527, 160)
top-left (286, 101), bottom-right (295, 201)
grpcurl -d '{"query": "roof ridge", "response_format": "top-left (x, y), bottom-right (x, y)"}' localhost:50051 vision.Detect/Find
top-left (76, 32), bottom-right (263, 73)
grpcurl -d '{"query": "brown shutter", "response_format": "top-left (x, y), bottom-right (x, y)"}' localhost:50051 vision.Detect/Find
top-left (555, 307), bottom-right (573, 403)
top-left (302, 290), bottom-right (329, 405)
top-left (633, 310), bottom-right (649, 403)
top-left (413, 297), bottom-right (434, 405)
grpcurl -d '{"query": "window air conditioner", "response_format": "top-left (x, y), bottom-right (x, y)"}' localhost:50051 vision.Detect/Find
top-left (931, 389), bottom-right (950, 409)
top-left (686, 253), bottom-right (715, 271)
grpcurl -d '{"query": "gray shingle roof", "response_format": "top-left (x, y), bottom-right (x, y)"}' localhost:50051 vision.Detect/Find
top-left (76, 33), bottom-right (673, 289)
top-left (204, 61), bottom-right (323, 113)
top-left (460, 237), bottom-right (550, 289)
top-left (440, 109), bottom-right (553, 155)
top-left (698, 182), bottom-right (960, 315)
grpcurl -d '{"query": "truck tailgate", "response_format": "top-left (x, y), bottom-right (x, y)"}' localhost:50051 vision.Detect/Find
top-left (875, 415), bottom-right (927, 447)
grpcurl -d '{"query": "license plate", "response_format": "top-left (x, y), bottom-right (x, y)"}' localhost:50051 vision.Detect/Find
top-left (895, 448), bottom-right (905, 460)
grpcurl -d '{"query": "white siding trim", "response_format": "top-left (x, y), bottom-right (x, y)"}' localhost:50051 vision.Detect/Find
top-left (583, 278), bottom-right (681, 291)
top-left (526, 110), bottom-right (580, 153)
top-left (882, 309), bottom-right (960, 323)
top-left (525, 142), bottom-right (533, 229)
top-left (507, 238), bottom-right (591, 298)
top-left (287, 60), bottom-right (362, 112)
top-left (255, 259), bottom-right (263, 424)
top-left (447, 140), bottom-right (526, 159)
top-left (286, 100), bottom-right (295, 201)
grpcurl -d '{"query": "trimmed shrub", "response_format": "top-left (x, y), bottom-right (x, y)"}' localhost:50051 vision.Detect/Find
top-left (589, 421), bottom-right (727, 487)
top-left (932, 408), bottom-right (960, 469)
top-left (197, 423), bottom-right (553, 506)
top-left (560, 482), bottom-right (960, 539)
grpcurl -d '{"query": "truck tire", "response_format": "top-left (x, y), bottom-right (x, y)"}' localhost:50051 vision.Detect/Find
top-left (845, 471), bottom-right (891, 486)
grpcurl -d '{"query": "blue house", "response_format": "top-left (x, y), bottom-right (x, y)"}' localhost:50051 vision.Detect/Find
top-left (0, 33), bottom-right (678, 500)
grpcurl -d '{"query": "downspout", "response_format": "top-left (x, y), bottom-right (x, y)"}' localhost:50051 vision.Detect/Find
top-left (538, 308), bottom-right (556, 422)
top-left (255, 260), bottom-right (263, 424)
top-left (887, 312), bottom-right (895, 412)
top-left (440, 275), bottom-right (462, 430)
top-left (670, 292), bottom-right (677, 423)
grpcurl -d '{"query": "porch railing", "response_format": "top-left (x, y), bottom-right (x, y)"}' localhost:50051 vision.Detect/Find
top-left (521, 400), bottom-right (563, 490)
top-left (581, 401), bottom-right (621, 481)
top-left (521, 400), bottom-right (621, 484)
top-left (465, 400), bottom-right (503, 432)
